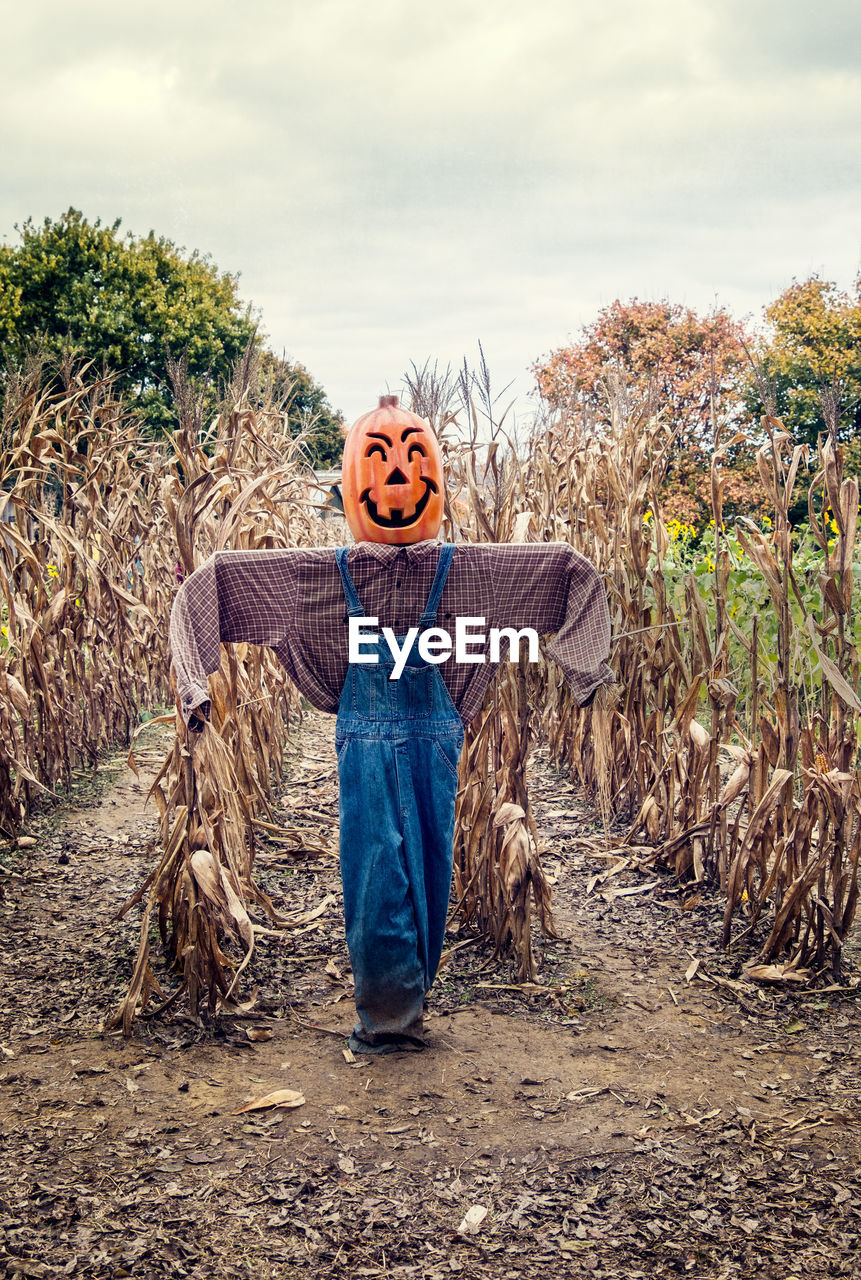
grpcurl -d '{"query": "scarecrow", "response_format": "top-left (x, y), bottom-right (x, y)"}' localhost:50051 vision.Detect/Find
top-left (171, 396), bottom-right (614, 1054)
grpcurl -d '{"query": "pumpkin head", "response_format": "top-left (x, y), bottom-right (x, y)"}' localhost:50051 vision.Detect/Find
top-left (341, 396), bottom-right (445, 544)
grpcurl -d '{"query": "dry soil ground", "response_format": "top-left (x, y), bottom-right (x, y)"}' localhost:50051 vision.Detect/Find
top-left (1, 710), bottom-right (860, 1280)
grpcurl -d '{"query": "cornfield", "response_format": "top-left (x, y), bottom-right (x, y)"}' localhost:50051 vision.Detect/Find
top-left (0, 364), bottom-right (173, 833)
top-left (108, 354), bottom-right (333, 1033)
top-left (526, 384), bottom-right (860, 977)
top-left (1, 352), bottom-right (859, 1033)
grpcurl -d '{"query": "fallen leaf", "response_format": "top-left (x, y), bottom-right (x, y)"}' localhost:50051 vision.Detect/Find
top-left (164, 1182), bottom-right (194, 1198)
top-left (287, 894), bottom-right (337, 929)
top-left (232, 1088), bottom-right (306, 1115)
top-left (602, 879), bottom-right (661, 900)
top-left (458, 1204), bottom-right (488, 1235)
top-left (185, 1149), bottom-right (223, 1164)
top-left (744, 963), bottom-right (812, 985)
top-left (245, 1026), bottom-right (273, 1043)
top-left (220, 989), bottom-right (260, 1014)
top-left (338, 1154), bottom-right (356, 1174)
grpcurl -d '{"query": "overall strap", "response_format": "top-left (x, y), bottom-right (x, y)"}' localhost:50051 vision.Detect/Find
top-left (335, 547), bottom-right (364, 617)
top-left (419, 544), bottom-right (455, 628)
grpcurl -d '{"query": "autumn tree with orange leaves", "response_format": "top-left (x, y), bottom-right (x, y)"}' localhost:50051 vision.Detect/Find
top-left (532, 299), bottom-right (769, 525)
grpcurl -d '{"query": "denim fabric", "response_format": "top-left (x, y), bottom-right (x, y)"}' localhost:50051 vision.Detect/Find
top-left (334, 544), bottom-right (463, 1054)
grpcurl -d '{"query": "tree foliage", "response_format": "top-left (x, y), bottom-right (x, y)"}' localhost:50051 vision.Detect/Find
top-left (745, 275), bottom-right (861, 447)
top-left (0, 209), bottom-right (344, 463)
top-left (533, 298), bottom-right (747, 449)
top-left (533, 298), bottom-right (757, 526)
top-left (259, 351), bottom-right (345, 467)
top-left (0, 209), bottom-right (258, 435)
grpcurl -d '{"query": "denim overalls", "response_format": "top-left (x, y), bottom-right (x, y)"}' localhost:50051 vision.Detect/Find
top-left (334, 544), bottom-right (464, 1054)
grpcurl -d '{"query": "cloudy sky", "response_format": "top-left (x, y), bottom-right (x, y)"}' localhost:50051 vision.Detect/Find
top-left (2, 0), bottom-right (860, 425)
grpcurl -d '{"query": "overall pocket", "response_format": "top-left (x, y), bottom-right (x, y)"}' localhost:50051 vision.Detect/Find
top-left (396, 664), bottom-right (434, 718)
top-left (431, 736), bottom-right (463, 781)
top-left (349, 664), bottom-right (377, 718)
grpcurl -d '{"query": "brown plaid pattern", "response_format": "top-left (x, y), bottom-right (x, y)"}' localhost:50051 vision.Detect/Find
top-left (170, 540), bottom-right (614, 730)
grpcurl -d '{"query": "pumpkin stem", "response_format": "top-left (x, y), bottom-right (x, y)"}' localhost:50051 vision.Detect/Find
top-left (378, 394), bottom-right (398, 408)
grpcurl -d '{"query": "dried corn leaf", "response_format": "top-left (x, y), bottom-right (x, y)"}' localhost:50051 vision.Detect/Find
top-left (231, 1088), bottom-right (305, 1115)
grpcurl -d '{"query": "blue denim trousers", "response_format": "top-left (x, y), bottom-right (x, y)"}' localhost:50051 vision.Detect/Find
top-left (334, 545), bottom-right (464, 1054)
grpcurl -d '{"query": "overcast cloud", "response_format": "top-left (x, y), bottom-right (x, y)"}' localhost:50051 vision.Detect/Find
top-left (2, 0), bottom-right (859, 424)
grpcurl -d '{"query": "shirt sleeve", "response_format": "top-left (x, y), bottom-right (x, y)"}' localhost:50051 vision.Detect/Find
top-left (490, 543), bottom-right (615, 706)
top-left (169, 557), bottom-right (219, 730)
top-left (169, 549), bottom-right (299, 730)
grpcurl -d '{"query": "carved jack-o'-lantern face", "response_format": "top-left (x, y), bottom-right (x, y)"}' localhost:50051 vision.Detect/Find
top-left (341, 396), bottom-right (444, 544)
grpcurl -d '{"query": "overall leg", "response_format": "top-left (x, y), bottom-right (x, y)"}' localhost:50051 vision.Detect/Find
top-left (399, 731), bottom-right (462, 989)
top-left (337, 734), bottom-right (427, 1051)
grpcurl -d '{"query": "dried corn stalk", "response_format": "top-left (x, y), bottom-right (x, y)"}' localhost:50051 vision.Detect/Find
top-left (528, 373), bottom-right (860, 975)
top-left (0, 365), bottom-right (173, 835)
top-left (409, 358), bottom-right (556, 981)
top-left (109, 352), bottom-right (336, 1030)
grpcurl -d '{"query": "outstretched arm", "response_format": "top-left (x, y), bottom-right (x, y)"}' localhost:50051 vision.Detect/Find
top-left (169, 549), bottom-right (299, 730)
top-left (545, 547), bottom-right (614, 705)
top-left (488, 543), bottom-right (614, 705)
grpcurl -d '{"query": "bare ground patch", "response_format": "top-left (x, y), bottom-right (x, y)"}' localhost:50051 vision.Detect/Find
top-left (2, 713), bottom-right (860, 1278)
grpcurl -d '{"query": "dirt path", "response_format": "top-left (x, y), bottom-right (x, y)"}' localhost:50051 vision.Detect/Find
top-left (1, 712), bottom-right (860, 1279)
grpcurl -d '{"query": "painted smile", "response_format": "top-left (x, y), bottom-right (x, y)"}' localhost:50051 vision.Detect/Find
top-left (359, 477), bottom-right (438, 529)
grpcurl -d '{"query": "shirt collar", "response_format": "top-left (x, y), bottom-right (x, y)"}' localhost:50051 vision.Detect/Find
top-left (353, 538), bottom-right (443, 566)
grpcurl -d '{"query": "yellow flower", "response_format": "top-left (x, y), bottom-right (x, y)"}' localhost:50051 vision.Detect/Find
top-left (46, 563), bottom-right (60, 579)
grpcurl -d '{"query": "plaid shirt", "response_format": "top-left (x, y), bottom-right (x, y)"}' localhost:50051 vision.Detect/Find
top-left (170, 540), bottom-right (614, 730)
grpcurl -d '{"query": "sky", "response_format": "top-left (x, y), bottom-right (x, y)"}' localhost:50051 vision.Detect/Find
top-left (2, 0), bottom-right (860, 427)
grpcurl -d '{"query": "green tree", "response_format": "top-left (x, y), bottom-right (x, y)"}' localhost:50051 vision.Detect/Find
top-left (745, 275), bottom-right (861, 447)
top-left (0, 209), bottom-right (256, 434)
top-left (259, 350), bottom-right (345, 467)
top-left (1, 209), bottom-right (261, 438)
